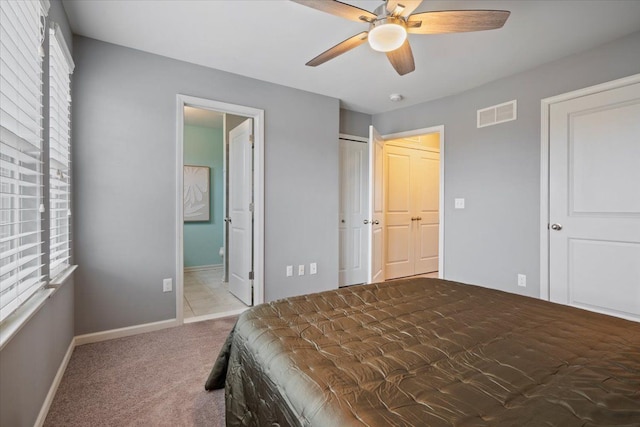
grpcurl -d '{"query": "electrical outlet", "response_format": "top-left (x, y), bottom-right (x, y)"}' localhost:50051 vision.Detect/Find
top-left (454, 198), bottom-right (465, 209)
top-left (298, 264), bottom-right (305, 276)
top-left (163, 278), bottom-right (172, 292)
top-left (310, 262), bottom-right (317, 275)
top-left (286, 265), bottom-right (293, 277)
top-left (517, 274), bottom-right (526, 288)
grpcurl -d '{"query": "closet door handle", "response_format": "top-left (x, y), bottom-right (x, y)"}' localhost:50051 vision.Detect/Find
top-left (372, 220), bottom-right (379, 225)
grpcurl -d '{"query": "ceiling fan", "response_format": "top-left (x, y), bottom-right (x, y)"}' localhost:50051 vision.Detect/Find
top-left (291, 0), bottom-right (510, 76)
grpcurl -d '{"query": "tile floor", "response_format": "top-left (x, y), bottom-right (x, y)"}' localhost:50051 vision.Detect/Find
top-left (183, 267), bottom-right (248, 318)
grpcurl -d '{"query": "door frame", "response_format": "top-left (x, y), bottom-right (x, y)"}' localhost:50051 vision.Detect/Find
top-left (539, 73), bottom-right (640, 301)
top-left (381, 125), bottom-right (445, 278)
top-left (175, 94), bottom-right (265, 323)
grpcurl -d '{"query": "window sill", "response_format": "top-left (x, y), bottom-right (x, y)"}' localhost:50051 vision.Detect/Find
top-left (49, 265), bottom-right (78, 286)
top-left (0, 265), bottom-right (77, 351)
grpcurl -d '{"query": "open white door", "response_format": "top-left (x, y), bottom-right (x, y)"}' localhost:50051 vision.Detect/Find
top-left (368, 126), bottom-right (385, 283)
top-left (228, 119), bottom-right (253, 305)
top-left (549, 81), bottom-right (640, 321)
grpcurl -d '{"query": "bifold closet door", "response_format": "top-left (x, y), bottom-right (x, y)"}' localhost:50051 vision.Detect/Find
top-left (384, 145), bottom-right (439, 279)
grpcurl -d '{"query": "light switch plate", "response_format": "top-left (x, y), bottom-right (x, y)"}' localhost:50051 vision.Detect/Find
top-left (310, 262), bottom-right (317, 275)
top-left (454, 198), bottom-right (465, 209)
top-left (298, 264), bottom-right (305, 276)
top-left (163, 278), bottom-right (172, 293)
top-left (286, 265), bottom-right (293, 277)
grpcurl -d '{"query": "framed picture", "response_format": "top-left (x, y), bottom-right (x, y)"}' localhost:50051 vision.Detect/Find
top-left (184, 165), bottom-right (210, 222)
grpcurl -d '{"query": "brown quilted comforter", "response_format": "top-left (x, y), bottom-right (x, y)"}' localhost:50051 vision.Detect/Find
top-left (205, 278), bottom-right (640, 426)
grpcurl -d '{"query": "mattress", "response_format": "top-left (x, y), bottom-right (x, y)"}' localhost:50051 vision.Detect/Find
top-left (205, 278), bottom-right (640, 426)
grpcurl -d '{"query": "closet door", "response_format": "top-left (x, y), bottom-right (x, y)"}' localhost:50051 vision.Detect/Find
top-left (338, 138), bottom-right (369, 286)
top-left (384, 144), bottom-right (440, 279)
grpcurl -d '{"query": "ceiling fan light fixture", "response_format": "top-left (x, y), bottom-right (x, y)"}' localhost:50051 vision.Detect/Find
top-left (368, 18), bottom-right (407, 52)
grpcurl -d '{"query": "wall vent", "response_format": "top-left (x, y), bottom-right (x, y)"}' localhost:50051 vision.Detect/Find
top-left (477, 100), bottom-right (517, 128)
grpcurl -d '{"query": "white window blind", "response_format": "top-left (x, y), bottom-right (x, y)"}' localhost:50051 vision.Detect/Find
top-left (49, 23), bottom-right (73, 279)
top-left (0, 0), bottom-right (48, 322)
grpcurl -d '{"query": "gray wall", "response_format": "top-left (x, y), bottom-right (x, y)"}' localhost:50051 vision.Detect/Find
top-left (72, 37), bottom-right (339, 334)
top-left (340, 109), bottom-right (372, 138)
top-left (0, 282), bottom-right (74, 427)
top-left (0, 3), bottom-right (75, 425)
top-left (373, 31), bottom-right (640, 297)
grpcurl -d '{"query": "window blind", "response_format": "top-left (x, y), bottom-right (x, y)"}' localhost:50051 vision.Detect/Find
top-left (49, 23), bottom-right (73, 280)
top-left (0, 0), bottom-right (48, 322)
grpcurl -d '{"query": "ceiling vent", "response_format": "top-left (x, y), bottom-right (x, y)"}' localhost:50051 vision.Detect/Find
top-left (477, 100), bottom-right (517, 128)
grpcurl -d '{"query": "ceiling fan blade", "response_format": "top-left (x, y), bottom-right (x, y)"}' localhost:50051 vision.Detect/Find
top-left (386, 0), bottom-right (423, 17)
top-left (291, 0), bottom-right (376, 23)
top-left (386, 40), bottom-right (415, 76)
top-left (306, 32), bottom-right (368, 67)
top-left (407, 10), bottom-right (510, 34)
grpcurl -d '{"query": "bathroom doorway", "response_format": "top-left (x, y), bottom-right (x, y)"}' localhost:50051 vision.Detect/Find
top-left (176, 95), bottom-right (265, 323)
top-left (182, 106), bottom-right (249, 320)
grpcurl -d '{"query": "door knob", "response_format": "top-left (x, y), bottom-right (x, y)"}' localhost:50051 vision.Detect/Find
top-left (550, 223), bottom-right (562, 230)
top-left (417, 216), bottom-right (422, 221)
top-left (372, 220), bottom-right (379, 225)
top-left (224, 217), bottom-right (232, 224)
top-left (341, 219), bottom-right (345, 223)
top-left (363, 219), bottom-right (370, 224)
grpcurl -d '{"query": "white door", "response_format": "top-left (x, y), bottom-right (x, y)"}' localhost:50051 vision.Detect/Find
top-left (338, 139), bottom-right (369, 286)
top-left (414, 149), bottom-right (440, 274)
top-left (384, 144), bottom-right (439, 279)
top-left (228, 119), bottom-right (253, 305)
top-left (368, 126), bottom-right (385, 283)
top-left (549, 81), bottom-right (640, 321)
top-left (384, 145), bottom-right (414, 278)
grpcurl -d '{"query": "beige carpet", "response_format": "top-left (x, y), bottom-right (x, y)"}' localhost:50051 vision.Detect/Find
top-left (44, 316), bottom-right (236, 427)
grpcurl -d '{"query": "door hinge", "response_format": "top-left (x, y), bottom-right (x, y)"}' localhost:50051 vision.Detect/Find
top-left (249, 202), bottom-right (254, 212)
top-left (249, 271), bottom-right (254, 280)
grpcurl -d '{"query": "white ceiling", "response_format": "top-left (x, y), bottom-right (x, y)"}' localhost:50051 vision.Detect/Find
top-left (62, 0), bottom-right (640, 114)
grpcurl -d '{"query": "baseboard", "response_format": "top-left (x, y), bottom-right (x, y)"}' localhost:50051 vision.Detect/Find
top-left (34, 337), bottom-right (76, 427)
top-left (184, 264), bottom-right (223, 273)
top-left (74, 318), bottom-right (179, 346)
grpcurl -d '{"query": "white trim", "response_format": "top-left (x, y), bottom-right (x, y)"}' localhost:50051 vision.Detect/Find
top-left (49, 265), bottom-right (78, 286)
top-left (74, 318), bottom-right (178, 346)
top-left (34, 337), bottom-right (75, 427)
top-left (176, 95), bottom-right (265, 324)
top-left (382, 125), bottom-right (446, 279)
top-left (183, 307), bottom-right (248, 324)
top-left (539, 73), bottom-right (640, 300)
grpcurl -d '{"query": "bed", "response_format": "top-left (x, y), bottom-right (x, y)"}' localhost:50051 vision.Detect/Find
top-left (205, 277), bottom-right (640, 426)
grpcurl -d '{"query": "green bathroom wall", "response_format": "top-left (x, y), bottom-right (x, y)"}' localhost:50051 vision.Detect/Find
top-left (183, 125), bottom-right (224, 267)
